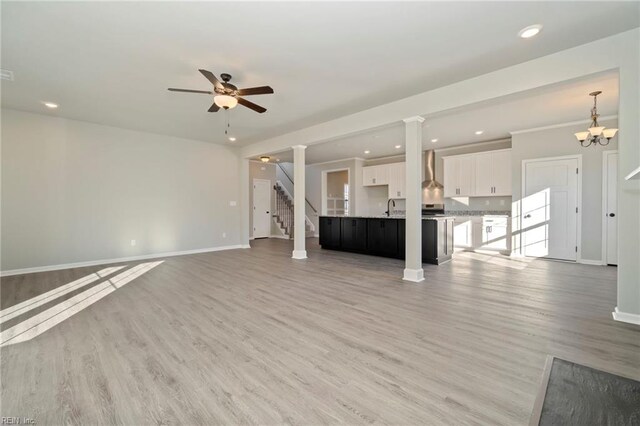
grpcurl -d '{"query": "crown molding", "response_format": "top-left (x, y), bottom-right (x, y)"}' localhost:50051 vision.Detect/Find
top-left (403, 116), bottom-right (425, 123)
top-left (433, 138), bottom-right (511, 153)
top-left (510, 115), bottom-right (618, 135)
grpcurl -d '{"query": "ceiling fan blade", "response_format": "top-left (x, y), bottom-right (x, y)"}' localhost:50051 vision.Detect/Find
top-left (236, 97), bottom-right (267, 113)
top-left (208, 102), bottom-right (220, 113)
top-left (237, 86), bottom-right (274, 96)
top-left (198, 69), bottom-right (224, 90)
top-left (168, 88), bottom-right (213, 94)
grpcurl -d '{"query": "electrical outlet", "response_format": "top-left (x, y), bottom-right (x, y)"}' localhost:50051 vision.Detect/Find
top-left (229, 201), bottom-right (237, 207)
top-left (130, 239), bottom-right (136, 246)
top-left (485, 200), bottom-right (490, 205)
top-left (222, 232), bottom-right (227, 238)
top-left (500, 199), bottom-right (505, 206)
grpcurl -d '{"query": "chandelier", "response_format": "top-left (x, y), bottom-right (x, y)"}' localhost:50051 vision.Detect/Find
top-left (574, 91), bottom-right (618, 147)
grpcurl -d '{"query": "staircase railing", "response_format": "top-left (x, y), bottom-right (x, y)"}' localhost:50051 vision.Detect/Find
top-left (274, 183), bottom-right (294, 239)
top-left (276, 163), bottom-right (318, 215)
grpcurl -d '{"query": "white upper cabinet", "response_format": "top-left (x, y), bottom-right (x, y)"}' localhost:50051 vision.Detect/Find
top-left (388, 162), bottom-right (406, 199)
top-left (474, 152), bottom-right (494, 196)
top-left (474, 149), bottom-right (512, 196)
top-left (444, 149), bottom-right (512, 197)
top-left (491, 150), bottom-right (512, 196)
top-left (362, 164), bottom-right (390, 186)
top-left (362, 162), bottom-right (406, 198)
top-left (443, 155), bottom-right (476, 197)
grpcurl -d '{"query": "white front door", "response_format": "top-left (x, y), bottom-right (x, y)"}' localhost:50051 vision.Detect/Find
top-left (604, 152), bottom-right (618, 265)
top-left (522, 157), bottom-right (579, 261)
top-left (253, 179), bottom-right (271, 239)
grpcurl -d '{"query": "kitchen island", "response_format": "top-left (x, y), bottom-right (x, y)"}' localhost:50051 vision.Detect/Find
top-left (319, 215), bottom-right (454, 265)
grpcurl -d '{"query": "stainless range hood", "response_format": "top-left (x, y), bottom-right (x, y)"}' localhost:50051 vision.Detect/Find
top-left (422, 149), bottom-right (444, 204)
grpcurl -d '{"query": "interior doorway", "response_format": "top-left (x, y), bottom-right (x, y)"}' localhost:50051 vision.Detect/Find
top-left (521, 155), bottom-right (581, 261)
top-left (321, 169), bottom-right (350, 216)
top-left (602, 150), bottom-right (618, 266)
top-left (253, 178), bottom-right (271, 239)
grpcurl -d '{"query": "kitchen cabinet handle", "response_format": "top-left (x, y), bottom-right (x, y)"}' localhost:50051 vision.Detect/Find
top-left (609, 213), bottom-right (615, 217)
top-left (524, 214), bottom-right (531, 219)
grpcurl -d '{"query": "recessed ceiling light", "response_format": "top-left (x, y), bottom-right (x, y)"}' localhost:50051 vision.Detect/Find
top-left (518, 24), bottom-right (542, 39)
top-left (431, 138), bottom-right (438, 143)
top-left (228, 136), bottom-right (236, 142)
top-left (394, 145), bottom-right (402, 149)
top-left (364, 150), bottom-right (371, 154)
top-left (475, 130), bottom-right (484, 135)
top-left (276, 158), bottom-right (280, 162)
top-left (43, 102), bottom-right (58, 109)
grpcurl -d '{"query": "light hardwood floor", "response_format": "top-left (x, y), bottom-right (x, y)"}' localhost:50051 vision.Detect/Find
top-left (1, 238), bottom-right (638, 425)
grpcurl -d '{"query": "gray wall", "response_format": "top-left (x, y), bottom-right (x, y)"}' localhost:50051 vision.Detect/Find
top-left (1, 109), bottom-right (242, 271)
top-left (249, 161), bottom-right (279, 238)
top-left (510, 118), bottom-right (618, 262)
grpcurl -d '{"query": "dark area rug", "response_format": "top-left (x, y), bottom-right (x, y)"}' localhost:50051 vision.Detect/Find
top-left (531, 357), bottom-right (640, 426)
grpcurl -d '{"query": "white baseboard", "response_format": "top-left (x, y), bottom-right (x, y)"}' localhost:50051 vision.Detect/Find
top-left (0, 244), bottom-right (246, 277)
top-left (612, 307), bottom-right (640, 326)
top-left (403, 268), bottom-right (425, 282)
top-left (292, 250), bottom-right (307, 259)
top-left (270, 234), bottom-right (290, 240)
top-left (578, 259), bottom-right (605, 266)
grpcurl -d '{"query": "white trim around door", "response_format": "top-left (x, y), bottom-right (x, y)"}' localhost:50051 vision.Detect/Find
top-left (252, 178), bottom-right (272, 239)
top-left (602, 150), bottom-right (618, 266)
top-left (521, 154), bottom-right (583, 262)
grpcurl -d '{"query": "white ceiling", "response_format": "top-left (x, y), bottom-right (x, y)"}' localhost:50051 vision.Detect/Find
top-left (264, 71), bottom-right (619, 164)
top-left (2, 2), bottom-right (637, 147)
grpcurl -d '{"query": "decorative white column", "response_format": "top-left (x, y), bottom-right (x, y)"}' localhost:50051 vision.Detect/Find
top-left (239, 158), bottom-right (251, 248)
top-left (292, 145), bottom-right (308, 259)
top-left (403, 116), bottom-right (425, 282)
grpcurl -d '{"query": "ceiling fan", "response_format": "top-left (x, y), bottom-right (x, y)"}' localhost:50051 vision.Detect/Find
top-left (168, 69), bottom-right (273, 113)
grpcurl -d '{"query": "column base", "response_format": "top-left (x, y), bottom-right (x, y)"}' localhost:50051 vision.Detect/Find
top-left (403, 268), bottom-right (425, 282)
top-left (292, 250), bottom-right (308, 260)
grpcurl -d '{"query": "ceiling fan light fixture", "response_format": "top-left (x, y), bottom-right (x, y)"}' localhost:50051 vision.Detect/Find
top-left (214, 95), bottom-right (238, 109)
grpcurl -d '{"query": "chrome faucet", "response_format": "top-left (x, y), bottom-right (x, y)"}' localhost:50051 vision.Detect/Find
top-left (385, 199), bottom-right (396, 217)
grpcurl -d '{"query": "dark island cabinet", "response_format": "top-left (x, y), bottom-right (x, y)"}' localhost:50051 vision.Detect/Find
top-left (319, 217), bottom-right (341, 248)
top-left (341, 218), bottom-right (368, 251)
top-left (422, 219), bottom-right (454, 264)
top-left (367, 219), bottom-right (398, 256)
top-left (319, 216), bottom-right (453, 265)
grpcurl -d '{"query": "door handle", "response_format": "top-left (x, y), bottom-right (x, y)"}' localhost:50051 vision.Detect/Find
top-left (609, 213), bottom-right (615, 217)
top-left (524, 214), bottom-right (531, 219)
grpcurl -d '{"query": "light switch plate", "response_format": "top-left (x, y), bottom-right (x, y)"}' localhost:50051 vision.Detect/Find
top-left (229, 201), bottom-right (237, 206)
